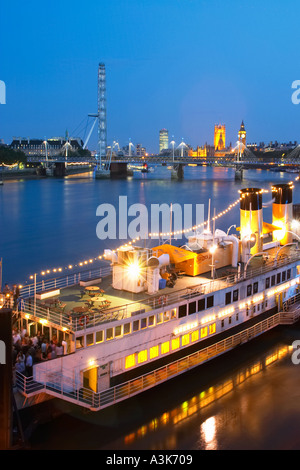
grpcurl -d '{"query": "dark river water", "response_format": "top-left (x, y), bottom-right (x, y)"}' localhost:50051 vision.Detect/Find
top-left (2, 166), bottom-right (300, 450)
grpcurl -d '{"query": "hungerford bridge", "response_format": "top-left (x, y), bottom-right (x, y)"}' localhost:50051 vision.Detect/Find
top-left (27, 143), bottom-right (300, 179)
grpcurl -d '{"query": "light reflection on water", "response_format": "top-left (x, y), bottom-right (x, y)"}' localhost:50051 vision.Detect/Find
top-left (116, 344), bottom-right (291, 451)
top-left (27, 318), bottom-right (300, 449)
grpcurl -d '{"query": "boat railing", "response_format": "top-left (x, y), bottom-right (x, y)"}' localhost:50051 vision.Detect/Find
top-left (19, 265), bottom-right (112, 299)
top-left (18, 250), bottom-right (300, 333)
top-left (16, 303), bottom-right (300, 410)
top-left (21, 301), bottom-right (71, 330)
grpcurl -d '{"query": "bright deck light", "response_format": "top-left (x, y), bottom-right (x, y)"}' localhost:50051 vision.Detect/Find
top-left (127, 262), bottom-right (141, 278)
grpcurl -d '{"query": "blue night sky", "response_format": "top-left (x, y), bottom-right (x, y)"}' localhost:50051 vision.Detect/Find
top-left (1, 0), bottom-right (300, 154)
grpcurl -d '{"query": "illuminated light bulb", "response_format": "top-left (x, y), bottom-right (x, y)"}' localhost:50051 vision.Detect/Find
top-left (209, 244), bottom-right (218, 254)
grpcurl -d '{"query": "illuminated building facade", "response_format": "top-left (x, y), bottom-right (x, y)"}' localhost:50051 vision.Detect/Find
top-left (214, 124), bottom-right (226, 151)
top-left (159, 129), bottom-right (169, 153)
top-left (188, 145), bottom-right (207, 157)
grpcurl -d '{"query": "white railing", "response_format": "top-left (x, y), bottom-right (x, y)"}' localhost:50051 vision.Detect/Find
top-left (16, 303), bottom-right (300, 410)
top-left (19, 265), bottom-right (112, 299)
top-left (18, 251), bottom-right (300, 333)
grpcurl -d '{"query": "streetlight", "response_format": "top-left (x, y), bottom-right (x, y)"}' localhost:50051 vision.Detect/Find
top-left (29, 273), bottom-right (37, 316)
top-left (43, 140), bottom-right (48, 168)
top-left (170, 139), bottom-right (175, 162)
top-left (209, 243), bottom-right (217, 280)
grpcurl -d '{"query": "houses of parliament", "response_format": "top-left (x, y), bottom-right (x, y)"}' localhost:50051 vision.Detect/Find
top-left (188, 121), bottom-right (246, 158)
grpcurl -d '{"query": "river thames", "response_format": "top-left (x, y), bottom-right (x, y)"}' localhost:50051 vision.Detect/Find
top-left (1, 165), bottom-right (300, 450)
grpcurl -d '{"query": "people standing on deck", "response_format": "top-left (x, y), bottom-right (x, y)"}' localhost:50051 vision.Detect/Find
top-left (12, 326), bottom-right (68, 379)
top-left (25, 352), bottom-right (33, 377)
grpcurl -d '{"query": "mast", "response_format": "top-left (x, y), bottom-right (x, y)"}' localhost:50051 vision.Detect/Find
top-left (98, 63), bottom-right (107, 168)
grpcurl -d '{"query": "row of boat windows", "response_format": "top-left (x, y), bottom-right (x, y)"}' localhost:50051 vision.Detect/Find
top-left (224, 269), bottom-right (292, 306)
top-left (75, 269), bottom-right (292, 349)
top-left (124, 323), bottom-right (217, 369)
top-left (76, 308), bottom-right (178, 348)
top-left (124, 296), bottom-right (273, 368)
top-left (76, 290), bottom-right (274, 350)
top-left (220, 300), bottom-right (269, 327)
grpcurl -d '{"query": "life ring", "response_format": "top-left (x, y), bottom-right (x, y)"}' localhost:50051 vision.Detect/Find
top-left (79, 315), bottom-right (89, 327)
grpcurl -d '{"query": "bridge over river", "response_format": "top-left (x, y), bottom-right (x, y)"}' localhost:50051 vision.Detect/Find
top-left (26, 146), bottom-right (300, 179)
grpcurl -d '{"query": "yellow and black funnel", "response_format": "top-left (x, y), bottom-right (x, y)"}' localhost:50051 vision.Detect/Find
top-left (239, 188), bottom-right (263, 258)
top-left (271, 183), bottom-right (293, 246)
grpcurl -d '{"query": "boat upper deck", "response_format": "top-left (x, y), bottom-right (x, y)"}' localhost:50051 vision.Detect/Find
top-left (18, 244), bottom-right (300, 333)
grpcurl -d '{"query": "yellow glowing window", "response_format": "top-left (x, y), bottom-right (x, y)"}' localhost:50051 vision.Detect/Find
top-left (150, 345), bottom-right (159, 359)
top-left (182, 334), bottom-right (190, 346)
top-left (157, 313), bottom-right (163, 324)
top-left (138, 350), bottom-right (148, 364)
top-left (161, 341), bottom-right (170, 355)
top-left (201, 327), bottom-right (208, 338)
top-left (172, 338), bottom-right (180, 350)
top-left (191, 330), bottom-right (199, 342)
top-left (209, 323), bottom-right (216, 335)
top-left (125, 354), bottom-right (135, 369)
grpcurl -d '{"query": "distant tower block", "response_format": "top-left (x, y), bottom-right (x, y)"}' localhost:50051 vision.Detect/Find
top-left (238, 121), bottom-right (246, 147)
top-left (98, 63), bottom-right (107, 157)
top-left (214, 124), bottom-right (226, 150)
top-left (159, 129), bottom-right (169, 153)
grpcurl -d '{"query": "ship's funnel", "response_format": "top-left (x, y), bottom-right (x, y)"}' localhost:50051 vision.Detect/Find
top-left (271, 183), bottom-right (293, 245)
top-left (239, 188), bottom-right (263, 261)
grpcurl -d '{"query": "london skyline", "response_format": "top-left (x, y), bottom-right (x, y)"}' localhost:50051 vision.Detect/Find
top-left (1, 0), bottom-right (300, 154)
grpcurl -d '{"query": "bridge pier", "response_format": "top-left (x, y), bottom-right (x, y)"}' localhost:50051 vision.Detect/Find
top-left (235, 166), bottom-right (243, 181)
top-left (171, 163), bottom-right (184, 180)
top-left (54, 162), bottom-right (66, 177)
top-left (110, 162), bottom-right (128, 179)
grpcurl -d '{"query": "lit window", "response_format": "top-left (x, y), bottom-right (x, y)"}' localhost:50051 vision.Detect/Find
top-left (124, 323), bottom-right (131, 335)
top-left (171, 309), bottom-right (177, 319)
top-left (125, 354), bottom-right (136, 369)
top-left (209, 323), bottom-right (216, 335)
top-left (150, 345), bottom-right (159, 359)
top-left (164, 311), bottom-right (170, 322)
top-left (157, 313), bottom-right (163, 324)
top-left (115, 325), bottom-right (122, 337)
top-left (182, 334), bottom-right (190, 346)
top-left (106, 328), bottom-right (113, 340)
top-left (172, 338), bottom-right (180, 350)
top-left (86, 333), bottom-right (94, 346)
top-left (201, 327), bottom-right (208, 338)
top-left (191, 330), bottom-right (199, 342)
top-left (138, 350), bottom-right (148, 364)
top-left (161, 341), bottom-right (170, 354)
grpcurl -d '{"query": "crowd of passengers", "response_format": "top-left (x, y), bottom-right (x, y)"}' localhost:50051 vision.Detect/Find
top-left (12, 327), bottom-right (67, 377)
